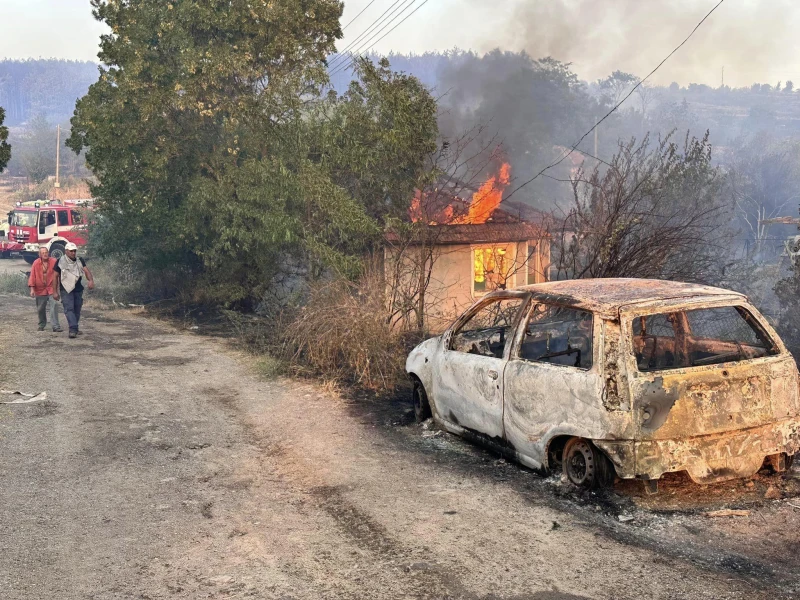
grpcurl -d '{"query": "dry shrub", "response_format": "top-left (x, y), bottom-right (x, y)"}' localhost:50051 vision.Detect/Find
top-left (282, 273), bottom-right (414, 391)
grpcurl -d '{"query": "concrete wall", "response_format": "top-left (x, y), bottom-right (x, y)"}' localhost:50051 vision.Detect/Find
top-left (386, 238), bottom-right (551, 333)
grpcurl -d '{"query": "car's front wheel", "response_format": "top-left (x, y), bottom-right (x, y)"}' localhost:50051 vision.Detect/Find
top-left (562, 438), bottom-right (615, 488)
top-left (412, 379), bottom-right (432, 423)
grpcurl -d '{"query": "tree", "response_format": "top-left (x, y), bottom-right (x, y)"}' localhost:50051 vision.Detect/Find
top-left (0, 107), bottom-right (9, 172)
top-left (18, 113), bottom-right (56, 183)
top-left (786, 80), bottom-right (794, 93)
top-left (598, 70), bottom-right (638, 106)
top-left (552, 132), bottom-right (731, 283)
top-left (68, 0), bottom-right (438, 306)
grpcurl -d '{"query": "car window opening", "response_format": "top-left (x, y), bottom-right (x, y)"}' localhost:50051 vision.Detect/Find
top-left (451, 298), bottom-right (525, 358)
top-left (632, 306), bottom-right (778, 372)
top-left (519, 305), bottom-right (594, 369)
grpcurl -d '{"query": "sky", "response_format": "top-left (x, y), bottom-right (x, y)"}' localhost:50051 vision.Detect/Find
top-left (3, 0), bottom-right (800, 89)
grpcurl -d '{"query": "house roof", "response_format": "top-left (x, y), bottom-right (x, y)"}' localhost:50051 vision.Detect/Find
top-left (508, 278), bottom-right (744, 318)
top-left (385, 222), bottom-right (547, 245)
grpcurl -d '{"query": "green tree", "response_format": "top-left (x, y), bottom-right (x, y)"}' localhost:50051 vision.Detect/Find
top-left (0, 107), bottom-right (10, 172)
top-left (68, 0), bottom-right (438, 306)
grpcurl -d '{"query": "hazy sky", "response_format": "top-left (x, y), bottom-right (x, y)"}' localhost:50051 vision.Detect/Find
top-left (3, 0), bottom-right (800, 88)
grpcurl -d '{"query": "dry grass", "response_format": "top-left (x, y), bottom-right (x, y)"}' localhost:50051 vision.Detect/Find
top-left (0, 272), bottom-right (29, 296)
top-left (281, 274), bottom-right (417, 392)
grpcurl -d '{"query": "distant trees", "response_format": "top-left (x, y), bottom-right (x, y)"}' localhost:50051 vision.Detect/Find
top-left (0, 59), bottom-right (97, 125)
top-left (0, 107), bottom-right (9, 173)
top-left (598, 70), bottom-right (638, 106)
top-left (16, 114), bottom-right (56, 183)
top-left (727, 133), bottom-right (800, 257)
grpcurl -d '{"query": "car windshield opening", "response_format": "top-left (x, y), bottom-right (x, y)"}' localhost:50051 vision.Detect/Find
top-left (11, 212), bottom-right (37, 227)
top-left (632, 306), bottom-right (778, 372)
top-left (451, 298), bottom-right (525, 359)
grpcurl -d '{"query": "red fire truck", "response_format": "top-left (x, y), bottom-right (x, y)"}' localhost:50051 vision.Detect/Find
top-left (2, 200), bottom-right (91, 263)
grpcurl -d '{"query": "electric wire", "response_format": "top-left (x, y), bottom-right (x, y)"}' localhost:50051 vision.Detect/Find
top-left (502, 0), bottom-right (727, 203)
top-left (330, 0), bottom-right (416, 72)
top-left (342, 0), bottom-right (379, 31)
top-left (328, 0), bottom-right (411, 69)
top-left (330, 0), bottom-right (432, 77)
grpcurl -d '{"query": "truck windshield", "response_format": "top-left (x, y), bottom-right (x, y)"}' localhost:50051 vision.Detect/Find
top-left (631, 306), bottom-right (778, 371)
top-left (10, 212), bottom-right (37, 227)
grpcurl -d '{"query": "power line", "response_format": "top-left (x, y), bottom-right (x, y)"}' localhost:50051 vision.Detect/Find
top-left (330, 0), bottom-right (419, 76)
top-left (342, 0), bottom-right (379, 31)
top-left (330, 0), bottom-right (432, 77)
top-left (502, 0), bottom-right (727, 204)
top-left (332, 0), bottom-right (419, 73)
top-left (328, 0), bottom-right (410, 69)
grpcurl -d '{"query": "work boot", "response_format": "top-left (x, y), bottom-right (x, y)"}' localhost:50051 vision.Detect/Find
top-left (53, 327), bottom-right (63, 333)
top-left (68, 331), bottom-right (77, 339)
top-left (38, 325), bottom-right (46, 331)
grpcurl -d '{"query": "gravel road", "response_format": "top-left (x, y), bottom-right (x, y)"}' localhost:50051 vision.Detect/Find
top-left (1, 292), bottom-right (798, 599)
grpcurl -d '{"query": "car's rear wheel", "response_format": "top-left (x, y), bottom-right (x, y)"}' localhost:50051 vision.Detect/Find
top-left (412, 379), bottom-right (432, 423)
top-left (562, 438), bottom-right (615, 488)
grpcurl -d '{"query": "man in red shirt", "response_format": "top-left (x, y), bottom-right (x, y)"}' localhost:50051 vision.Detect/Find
top-left (27, 246), bottom-right (63, 332)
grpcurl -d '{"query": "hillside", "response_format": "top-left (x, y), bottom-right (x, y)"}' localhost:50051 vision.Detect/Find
top-left (0, 59), bottom-right (97, 126)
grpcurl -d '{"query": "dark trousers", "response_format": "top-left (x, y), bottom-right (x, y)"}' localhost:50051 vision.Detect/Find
top-left (35, 295), bottom-right (61, 329)
top-left (61, 286), bottom-right (84, 333)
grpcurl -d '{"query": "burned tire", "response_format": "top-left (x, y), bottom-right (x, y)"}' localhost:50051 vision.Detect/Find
top-left (562, 438), bottom-right (615, 489)
top-left (49, 242), bottom-right (66, 261)
top-left (412, 379), bottom-right (432, 423)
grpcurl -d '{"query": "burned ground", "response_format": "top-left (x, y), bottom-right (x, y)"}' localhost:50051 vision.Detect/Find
top-left (1, 292), bottom-right (798, 599)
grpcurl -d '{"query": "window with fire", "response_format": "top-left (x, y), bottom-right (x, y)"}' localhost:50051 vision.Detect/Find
top-left (473, 247), bottom-right (512, 293)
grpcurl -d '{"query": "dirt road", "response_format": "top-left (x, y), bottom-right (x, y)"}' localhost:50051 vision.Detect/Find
top-left (1, 292), bottom-right (799, 599)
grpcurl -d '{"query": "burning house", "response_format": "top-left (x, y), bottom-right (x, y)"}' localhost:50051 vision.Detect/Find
top-left (386, 163), bottom-right (551, 332)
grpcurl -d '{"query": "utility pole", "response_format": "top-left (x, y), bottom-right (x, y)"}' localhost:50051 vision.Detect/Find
top-left (593, 122), bottom-right (598, 159)
top-left (54, 124), bottom-right (61, 201)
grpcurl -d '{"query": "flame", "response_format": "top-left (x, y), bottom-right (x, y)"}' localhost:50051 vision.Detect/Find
top-left (409, 162), bottom-right (511, 225)
top-left (409, 190), bottom-right (422, 223)
top-left (455, 162), bottom-right (511, 225)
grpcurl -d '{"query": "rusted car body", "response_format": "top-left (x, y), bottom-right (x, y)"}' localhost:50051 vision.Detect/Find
top-left (406, 279), bottom-right (800, 488)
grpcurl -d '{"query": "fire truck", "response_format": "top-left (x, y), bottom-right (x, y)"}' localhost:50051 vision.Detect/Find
top-left (2, 200), bottom-right (92, 263)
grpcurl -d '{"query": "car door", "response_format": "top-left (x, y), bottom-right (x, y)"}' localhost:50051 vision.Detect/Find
top-left (433, 295), bottom-right (527, 438)
top-left (38, 210), bottom-right (58, 242)
top-left (503, 303), bottom-right (603, 466)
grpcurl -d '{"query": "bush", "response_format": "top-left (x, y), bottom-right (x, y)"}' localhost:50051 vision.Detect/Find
top-left (281, 273), bottom-right (417, 391)
top-left (85, 257), bottom-right (186, 306)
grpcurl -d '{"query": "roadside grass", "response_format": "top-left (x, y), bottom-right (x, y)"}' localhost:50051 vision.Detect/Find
top-left (0, 272), bottom-right (29, 296)
top-left (252, 355), bottom-right (286, 380)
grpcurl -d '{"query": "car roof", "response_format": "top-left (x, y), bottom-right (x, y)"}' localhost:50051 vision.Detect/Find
top-left (512, 278), bottom-right (745, 319)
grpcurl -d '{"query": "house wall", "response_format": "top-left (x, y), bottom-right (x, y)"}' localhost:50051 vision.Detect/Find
top-left (385, 237), bottom-right (551, 334)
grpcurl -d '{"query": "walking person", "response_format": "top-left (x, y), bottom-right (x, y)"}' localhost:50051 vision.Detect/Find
top-left (27, 246), bottom-right (63, 332)
top-left (53, 243), bottom-right (95, 339)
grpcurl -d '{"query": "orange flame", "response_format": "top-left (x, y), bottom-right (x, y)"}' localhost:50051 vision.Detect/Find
top-left (409, 190), bottom-right (423, 223)
top-left (409, 162), bottom-right (511, 225)
top-left (455, 162), bottom-right (511, 224)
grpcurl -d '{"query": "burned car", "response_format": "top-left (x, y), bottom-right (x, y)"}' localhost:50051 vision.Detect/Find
top-left (406, 279), bottom-right (800, 490)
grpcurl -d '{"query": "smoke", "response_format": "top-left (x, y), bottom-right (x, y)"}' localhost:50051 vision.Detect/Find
top-left (474, 0), bottom-right (800, 88)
